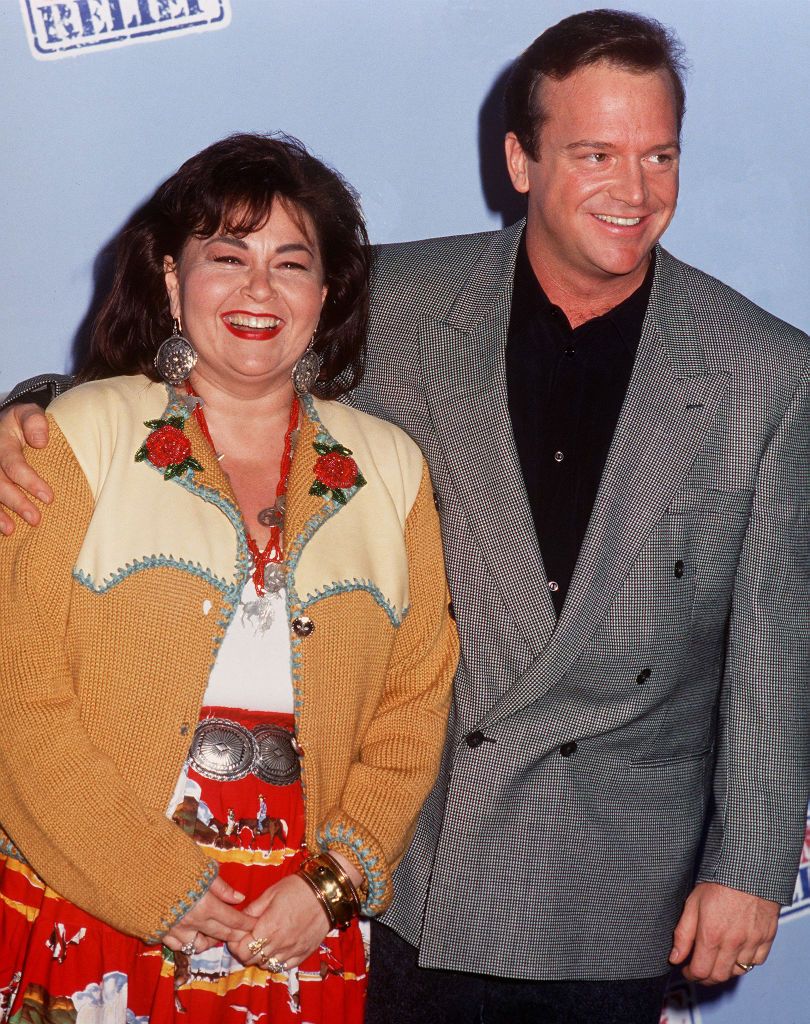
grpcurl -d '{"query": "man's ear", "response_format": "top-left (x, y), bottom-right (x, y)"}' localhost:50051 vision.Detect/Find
top-left (163, 256), bottom-right (181, 319)
top-left (504, 132), bottom-right (531, 195)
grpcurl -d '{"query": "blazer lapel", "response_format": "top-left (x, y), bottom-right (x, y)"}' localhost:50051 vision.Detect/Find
top-left (420, 223), bottom-right (557, 656)
top-left (478, 247), bottom-right (731, 728)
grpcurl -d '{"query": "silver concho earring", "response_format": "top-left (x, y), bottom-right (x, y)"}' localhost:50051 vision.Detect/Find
top-left (154, 318), bottom-right (197, 386)
top-left (291, 331), bottom-right (322, 396)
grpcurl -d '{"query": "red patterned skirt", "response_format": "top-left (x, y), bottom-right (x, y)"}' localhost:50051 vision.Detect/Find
top-left (0, 708), bottom-right (368, 1023)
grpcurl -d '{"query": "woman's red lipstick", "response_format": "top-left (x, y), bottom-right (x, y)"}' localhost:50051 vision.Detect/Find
top-left (221, 310), bottom-right (284, 340)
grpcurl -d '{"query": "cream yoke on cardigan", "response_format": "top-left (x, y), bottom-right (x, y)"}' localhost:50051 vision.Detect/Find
top-left (0, 374), bottom-right (457, 942)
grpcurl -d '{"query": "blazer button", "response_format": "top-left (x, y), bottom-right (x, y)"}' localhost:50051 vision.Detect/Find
top-left (674, 559), bottom-right (685, 578)
top-left (433, 491), bottom-right (440, 511)
top-left (448, 601), bottom-right (456, 621)
top-left (636, 668), bottom-right (652, 685)
top-left (292, 615), bottom-right (314, 637)
top-left (560, 742), bottom-right (578, 758)
top-left (466, 730), bottom-right (485, 749)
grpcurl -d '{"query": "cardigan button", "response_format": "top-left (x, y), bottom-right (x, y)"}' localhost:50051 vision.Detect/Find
top-left (292, 615), bottom-right (315, 638)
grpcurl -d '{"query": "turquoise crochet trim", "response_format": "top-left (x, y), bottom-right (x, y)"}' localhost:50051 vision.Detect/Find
top-left (286, 396), bottom-right (371, 821)
top-left (0, 836), bottom-right (25, 864)
top-left (73, 557), bottom-right (231, 596)
top-left (145, 857), bottom-right (219, 944)
top-left (298, 578), bottom-right (408, 627)
top-left (318, 821), bottom-right (388, 916)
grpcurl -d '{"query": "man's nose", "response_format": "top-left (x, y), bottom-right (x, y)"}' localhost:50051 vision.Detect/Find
top-left (609, 159), bottom-right (647, 207)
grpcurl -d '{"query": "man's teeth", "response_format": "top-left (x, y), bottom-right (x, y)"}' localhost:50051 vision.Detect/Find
top-left (595, 214), bottom-right (642, 226)
top-left (226, 314), bottom-right (281, 329)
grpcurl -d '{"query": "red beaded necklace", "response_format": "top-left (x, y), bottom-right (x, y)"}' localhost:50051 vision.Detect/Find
top-left (186, 383), bottom-right (299, 596)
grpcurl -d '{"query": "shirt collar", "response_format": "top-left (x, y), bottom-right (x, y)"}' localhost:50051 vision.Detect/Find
top-left (510, 230), bottom-right (655, 357)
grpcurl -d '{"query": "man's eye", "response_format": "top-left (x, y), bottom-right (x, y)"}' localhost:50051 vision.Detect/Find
top-left (587, 152), bottom-right (608, 163)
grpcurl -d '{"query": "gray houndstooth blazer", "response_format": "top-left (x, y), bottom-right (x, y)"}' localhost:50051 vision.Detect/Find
top-left (346, 220), bottom-right (810, 979)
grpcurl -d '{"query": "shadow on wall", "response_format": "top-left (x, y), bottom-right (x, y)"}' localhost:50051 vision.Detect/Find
top-left (478, 63), bottom-right (526, 229)
top-left (69, 234), bottom-right (117, 374)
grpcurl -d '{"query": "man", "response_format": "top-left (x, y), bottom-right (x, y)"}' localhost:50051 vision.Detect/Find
top-left (1, 11), bottom-right (807, 1024)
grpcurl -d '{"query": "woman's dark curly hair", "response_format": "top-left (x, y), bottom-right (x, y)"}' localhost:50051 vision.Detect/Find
top-left (78, 133), bottom-right (369, 398)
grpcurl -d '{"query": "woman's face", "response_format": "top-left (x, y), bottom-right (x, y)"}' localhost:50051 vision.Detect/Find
top-left (164, 200), bottom-right (327, 396)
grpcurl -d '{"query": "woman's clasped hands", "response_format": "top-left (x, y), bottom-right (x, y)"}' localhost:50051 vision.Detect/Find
top-left (162, 872), bottom-right (333, 966)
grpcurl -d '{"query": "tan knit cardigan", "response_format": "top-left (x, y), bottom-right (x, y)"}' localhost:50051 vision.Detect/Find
top-left (0, 375), bottom-right (457, 943)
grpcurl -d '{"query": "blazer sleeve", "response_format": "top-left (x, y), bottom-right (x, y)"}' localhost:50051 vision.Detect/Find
top-left (0, 419), bottom-right (218, 942)
top-left (316, 461), bottom-right (459, 915)
top-left (696, 361), bottom-right (810, 902)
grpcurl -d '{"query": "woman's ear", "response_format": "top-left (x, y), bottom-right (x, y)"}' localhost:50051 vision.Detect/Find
top-left (163, 256), bottom-right (181, 319)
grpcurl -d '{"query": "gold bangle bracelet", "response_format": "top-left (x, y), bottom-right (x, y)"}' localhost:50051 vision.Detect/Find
top-left (297, 852), bottom-right (361, 930)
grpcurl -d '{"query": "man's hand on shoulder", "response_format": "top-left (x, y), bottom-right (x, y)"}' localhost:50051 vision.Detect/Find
top-left (0, 403), bottom-right (52, 534)
top-left (669, 881), bottom-right (780, 985)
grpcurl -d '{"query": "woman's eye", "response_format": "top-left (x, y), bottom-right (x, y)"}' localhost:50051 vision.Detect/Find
top-left (213, 254), bottom-right (243, 265)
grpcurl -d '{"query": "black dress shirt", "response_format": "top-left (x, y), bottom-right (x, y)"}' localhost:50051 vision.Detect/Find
top-left (505, 236), bottom-right (654, 616)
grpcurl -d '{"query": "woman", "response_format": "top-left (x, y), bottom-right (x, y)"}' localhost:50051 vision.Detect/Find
top-left (0, 133), bottom-right (457, 1022)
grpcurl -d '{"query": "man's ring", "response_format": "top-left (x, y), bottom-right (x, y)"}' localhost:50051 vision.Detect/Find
top-left (180, 938), bottom-right (197, 956)
top-left (735, 961), bottom-right (755, 973)
top-left (247, 936), bottom-right (269, 955)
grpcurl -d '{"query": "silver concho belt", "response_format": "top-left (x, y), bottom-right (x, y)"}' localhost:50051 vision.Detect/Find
top-left (188, 717), bottom-right (300, 786)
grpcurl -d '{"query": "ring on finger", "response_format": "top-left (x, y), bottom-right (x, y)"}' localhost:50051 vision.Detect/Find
top-left (180, 937), bottom-right (197, 956)
top-left (260, 952), bottom-right (286, 973)
top-left (247, 936), bottom-right (269, 955)
top-left (735, 961), bottom-right (756, 973)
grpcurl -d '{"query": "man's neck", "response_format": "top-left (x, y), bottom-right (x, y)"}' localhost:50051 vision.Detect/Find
top-left (525, 241), bottom-right (652, 329)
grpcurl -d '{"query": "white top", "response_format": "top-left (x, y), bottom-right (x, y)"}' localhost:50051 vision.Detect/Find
top-left (202, 581), bottom-right (294, 713)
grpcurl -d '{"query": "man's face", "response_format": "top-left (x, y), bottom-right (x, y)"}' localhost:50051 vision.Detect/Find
top-left (505, 62), bottom-right (680, 294)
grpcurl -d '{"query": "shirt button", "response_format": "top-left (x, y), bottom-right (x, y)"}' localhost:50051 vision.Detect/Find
top-left (560, 742), bottom-right (578, 757)
top-left (466, 730), bottom-right (486, 749)
top-left (554, 451), bottom-right (565, 463)
top-left (674, 560), bottom-right (685, 579)
top-left (548, 580), bottom-right (560, 592)
top-left (292, 615), bottom-right (315, 637)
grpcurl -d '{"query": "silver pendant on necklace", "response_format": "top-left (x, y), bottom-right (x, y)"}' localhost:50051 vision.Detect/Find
top-left (263, 562), bottom-right (287, 594)
top-left (257, 494), bottom-right (286, 529)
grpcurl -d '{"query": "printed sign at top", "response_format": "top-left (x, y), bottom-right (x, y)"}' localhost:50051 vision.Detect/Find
top-left (20, 0), bottom-right (231, 60)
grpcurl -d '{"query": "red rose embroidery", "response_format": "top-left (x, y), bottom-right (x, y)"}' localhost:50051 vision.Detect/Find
top-left (309, 439), bottom-right (366, 505)
top-left (135, 415), bottom-right (203, 480)
top-left (314, 451), bottom-right (359, 490)
top-left (145, 425), bottom-right (191, 468)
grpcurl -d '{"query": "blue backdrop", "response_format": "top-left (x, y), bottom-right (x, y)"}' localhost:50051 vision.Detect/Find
top-left (1, 3), bottom-right (808, 1021)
